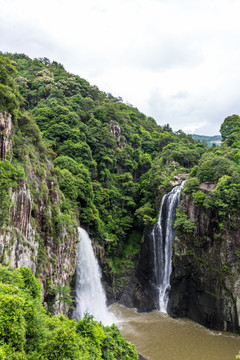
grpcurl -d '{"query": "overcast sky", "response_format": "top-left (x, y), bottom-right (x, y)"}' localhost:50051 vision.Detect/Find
top-left (1, 0), bottom-right (240, 135)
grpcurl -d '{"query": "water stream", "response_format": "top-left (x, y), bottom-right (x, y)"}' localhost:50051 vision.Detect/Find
top-left (151, 182), bottom-right (185, 312)
top-left (72, 227), bottom-right (113, 325)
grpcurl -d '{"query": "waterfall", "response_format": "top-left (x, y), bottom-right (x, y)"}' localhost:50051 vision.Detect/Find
top-left (152, 182), bottom-right (185, 313)
top-left (72, 227), bottom-right (113, 325)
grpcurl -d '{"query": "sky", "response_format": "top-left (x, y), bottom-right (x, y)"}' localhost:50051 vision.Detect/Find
top-left (1, 0), bottom-right (240, 135)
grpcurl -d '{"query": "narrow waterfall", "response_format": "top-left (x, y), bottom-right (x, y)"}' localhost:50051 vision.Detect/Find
top-left (72, 227), bottom-right (113, 325)
top-left (152, 182), bottom-right (185, 313)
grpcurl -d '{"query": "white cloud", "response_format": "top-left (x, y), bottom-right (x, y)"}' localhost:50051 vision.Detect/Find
top-left (1, 0), bottom-right (240, 135)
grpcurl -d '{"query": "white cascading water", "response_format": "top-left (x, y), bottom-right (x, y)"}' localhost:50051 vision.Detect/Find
top-left (152, 182), bottom-right (185, 313)
top-left (72, 227), bottom-right (114, 325)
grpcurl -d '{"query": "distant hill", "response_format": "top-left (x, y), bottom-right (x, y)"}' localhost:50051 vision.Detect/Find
top-left (191, 134), bottom-right (222, 147)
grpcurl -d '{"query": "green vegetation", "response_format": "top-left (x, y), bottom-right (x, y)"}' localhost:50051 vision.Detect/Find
top-left (0, 55), bottom-right (20, 115)
top-left (174, 210), bottom-right (195, 233)
top-left (0, 52), bottom-right (204, 261)
top-left (2, 50), bottom-right (240, 353)
top-left (174, 114), bottom-right (240, 239)
top-left (0, 265), bottom-right (138, 359)
top-left (0, 51), bottom-right (205, 358)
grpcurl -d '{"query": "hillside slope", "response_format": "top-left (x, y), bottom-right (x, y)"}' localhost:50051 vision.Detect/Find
top-left (0, 52), bottom-right (206, 301)
top-left (2, 52), bottom-right (240, 337)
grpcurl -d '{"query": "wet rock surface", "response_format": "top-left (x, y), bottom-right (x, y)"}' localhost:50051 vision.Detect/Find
top-left (168, 193), bottom-right (240, 333)
top-left (103, 228), bottom-right (159, 312)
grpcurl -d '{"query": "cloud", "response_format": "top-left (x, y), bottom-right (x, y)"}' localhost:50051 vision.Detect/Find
top-left (126, 36), bottom-right (204, 71)
top-left (146, 88), bottom-right (221, 135)
top-left (1, 0), bottom-right (240, 136)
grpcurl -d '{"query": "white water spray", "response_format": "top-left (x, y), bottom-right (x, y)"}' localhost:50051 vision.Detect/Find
top-left (72, 227), bottom-right (114, 325)
top-left (152, 182), bottom-right (185, 313)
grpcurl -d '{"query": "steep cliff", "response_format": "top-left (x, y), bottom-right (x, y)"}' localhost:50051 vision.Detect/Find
top-left (168, 186), bottom-right (240, 333)
top-left (0, 111), bottom-right (78, 314)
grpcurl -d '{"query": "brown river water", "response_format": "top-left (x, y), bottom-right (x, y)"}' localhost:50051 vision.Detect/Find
top-left (110, 304), bottom-right (240, 360)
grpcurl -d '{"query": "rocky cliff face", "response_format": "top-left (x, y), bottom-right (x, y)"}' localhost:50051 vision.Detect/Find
top-left (168, 190), bottom-right (240, 333)
top-left (102, 183), bottom-right (240, 334)
top-left (0, 112), bottom-right (78, 315)
top-left (101, 228), bottom-right (158, 312)
top-left (109, 120), bottom-right (126, 149)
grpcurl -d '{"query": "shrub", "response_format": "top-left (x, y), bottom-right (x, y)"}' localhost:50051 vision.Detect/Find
top-left (0, 266), bottom-right (139, 359)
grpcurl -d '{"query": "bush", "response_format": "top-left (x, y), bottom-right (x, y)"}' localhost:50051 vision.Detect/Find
top-left (197, 156), bottom-right (239, 183)
top-left (192, 190), bottom-right (205, 206)
top-left (0, 266), bottom-right (139, 360)
top-left (174, 210), bottom-right (195, 233)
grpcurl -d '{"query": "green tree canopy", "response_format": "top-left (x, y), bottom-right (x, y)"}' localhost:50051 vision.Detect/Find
top-left (220, 114), bottom-right (240, 142)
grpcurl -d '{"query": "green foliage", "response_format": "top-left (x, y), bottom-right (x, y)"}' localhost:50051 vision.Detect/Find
top-left (102, 324), bottom-right (138, 360)
top-left (19, 267), bottom-right (41, 299)
top-left (179, 114), bottom-right (240, 236)
top-left (41, 316), bottom-right (85, 360)
top-left (0, 52), bottom-right (206, 263)
top-left (184, 177), bottom-right (200, 194)
top-left (54, 155), bottom-right (83, 175)
top-left (222, 264), bottom-right (230, 273)
top-left (0, 293), bottom-right (26, 351)
top-left (211, 175), bottom-right (240, 217)
top-left (135, 202), bottom-right (156, 226)
top-left (46, 279), bottom-right (74, 312)
top-left (0, 54), bottom-right (20, 114)
top-left (161, 142), bottom-right (201, 168)
top-left (17, 111), bottom-right (42, 145)
top-left (192, 190), bottom-right (205, 206)
top-left (220, 114), bottom-right (240, 142)
top-left (0, 266), bottom-right (139, 360)
top-left (174, 209), bottom-right (195, 233)
top-left (197, 155), bottom-right (239, 183)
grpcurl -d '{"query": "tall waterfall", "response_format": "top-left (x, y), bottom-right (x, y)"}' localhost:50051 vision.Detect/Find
top-left (152, 182), bottom-right (185, 313)
top-left (72, 227), bottom-right (113, 325)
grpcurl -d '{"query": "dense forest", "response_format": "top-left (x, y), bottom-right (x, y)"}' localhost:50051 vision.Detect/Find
top-left (1, 51), bottom-right (240, 358)
top-left (176, 114), bottom-right (240, 236)
top-left (0, 52), bottom-right (206, 276)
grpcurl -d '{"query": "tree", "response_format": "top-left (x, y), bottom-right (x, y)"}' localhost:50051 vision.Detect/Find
top-left (197, 156), bottom-right (239, 183)
top-left (220, 115), bottom-right (240, 142)
top-left (0, 55), bottom-right (19, 113)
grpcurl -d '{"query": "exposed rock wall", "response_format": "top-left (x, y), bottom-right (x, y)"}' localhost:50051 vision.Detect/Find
top-left (11, 185), bottom-right (32, 239)
top-left (0, 112), bottom-right (78, 315)
top-left (102, 229), bottom-right (158, 312)
top-left (100, 182), bottom-right (240, 334)
top-left (0, 177), bottom-right (78, 314)
top-left (168, 192), bottom-right (240, 333)
top-left (109, 120), bottom-right (126, 148)
top-left (0, 225), bottom-right (38, 273)
top-left (102, 184), bottom-right (240, 334)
